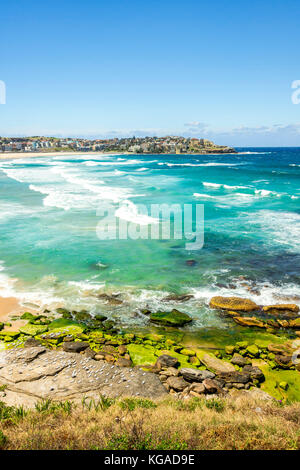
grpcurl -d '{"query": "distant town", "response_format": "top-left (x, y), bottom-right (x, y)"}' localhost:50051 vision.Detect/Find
top-left (0, 135), bottom-right (236, 154)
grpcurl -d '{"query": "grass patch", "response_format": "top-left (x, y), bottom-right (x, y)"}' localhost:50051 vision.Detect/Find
top-left (35, 399), bottom-right (74, 414)
top-left (81, 395), bottom-right (114, 412)
top-left (0, 395), bottom-right (300, 450)
top-left (119, 398), bottom-right (157, 411)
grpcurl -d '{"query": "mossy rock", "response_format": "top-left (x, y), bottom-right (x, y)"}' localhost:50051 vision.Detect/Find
top-left (279, 381), bottom-right (289, 391)
top-left (180, 348), bottom-right (196, 356)
top-left (225, 345), bottom-right (235, 355)
top-left (127, 344), bottom-right (193, 369)
top-left (62, 312), bottom-right (73, 319)
top-left (20, 312), bottom-right (36, 321)
top-left (103, 320), bottom-right (115, 330)
top-left (31, 316), bottom-right (51, 325)
top-left (47, 318), bottom-right (85, 336)
top-left (189, 356), bottom-right (201, 366)
top-left (0, 331), bottom-right (20, 339)
top-left (127, 344), bottom-right (158, 367)
top-left (88, 330), bottom-right (104, 342)
top-left (123, 333), bottom-right (135, 341)
top-left (94, 314), bottom-right (107, 322)
top-left (48, 318), bottom-right (83, 329)
top-left (74, 310), bottom-right (91, 322)
top-left (246, 344), bottom-right (260, 357)
top-left (289, 318), bottom-right (300, 329)
top-left (56, 308), bottom-right (71, 316)
top-left (144, 333), bottom-right (165, 342)
top-left (150, 309), bottom-right (192, 327)
top-left (19, 324), bottom-right (48, 336)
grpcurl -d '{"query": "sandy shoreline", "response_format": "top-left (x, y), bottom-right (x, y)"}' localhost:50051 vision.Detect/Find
top-left (0, 296), bottom-right (34, 331)
top-left (0, 150), bottom-right (237, 160)
top-left (0, 151), bottom-right (122, 160)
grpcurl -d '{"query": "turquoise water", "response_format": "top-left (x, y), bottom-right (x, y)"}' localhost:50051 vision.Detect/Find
top-left (0, 148), bottom-right (299, 331)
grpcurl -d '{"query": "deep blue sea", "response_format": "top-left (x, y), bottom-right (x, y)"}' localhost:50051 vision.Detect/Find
top-left (0, 148), bottom-right (299, 333)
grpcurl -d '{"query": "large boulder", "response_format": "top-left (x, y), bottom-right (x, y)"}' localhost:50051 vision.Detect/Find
top-left (209, 296), bottom-right (258, 312)
top-left (179, 368), bottom-right (215, 382)
top-left (150, 309), bottom-right (192, 327)
top-left (0, 347), bottom-right (167, 407)
top-left (200, 354), bottom-right (236, 375)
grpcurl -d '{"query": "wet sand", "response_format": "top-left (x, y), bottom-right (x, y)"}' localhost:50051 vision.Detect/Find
top-left (0, 296), bottom-right (30, 330)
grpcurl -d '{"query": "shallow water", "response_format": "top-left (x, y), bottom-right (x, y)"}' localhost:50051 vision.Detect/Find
top-left (0, 148), bottom-right (299, 333)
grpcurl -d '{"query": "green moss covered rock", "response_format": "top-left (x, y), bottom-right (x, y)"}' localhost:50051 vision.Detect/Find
top-left (225, 345), bottom-right (235, 355)
top-left (246, 344), bottom-right (259, 357)
top-left (46, 318), bottom-right (85, 336)
top-left (19, 324), bottom-right (48, 336)
top-left (180, 348), bottom-right (196, 356)
top-left (150, 309), bottom-right (192, 327)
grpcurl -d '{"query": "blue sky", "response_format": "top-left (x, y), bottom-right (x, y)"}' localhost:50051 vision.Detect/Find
top-left (1, 0), bottom-right (300, 145)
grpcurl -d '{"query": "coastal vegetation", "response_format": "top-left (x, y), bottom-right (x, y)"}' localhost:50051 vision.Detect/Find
top-left (0, 394), bottom-right (300, 450)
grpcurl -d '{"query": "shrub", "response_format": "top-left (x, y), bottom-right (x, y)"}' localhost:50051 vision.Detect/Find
top-left (118, 398), bottom-right (157, 411)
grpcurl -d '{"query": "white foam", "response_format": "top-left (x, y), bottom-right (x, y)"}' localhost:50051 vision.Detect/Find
top-left (254, 189), bottom-right (276, 197)
top-left (159, 162), bottom-right (241, 167)
top-left (237, 151), bottom-right (272, 155)
top-left (68, 280), bottom-right (105, 291)
top-left (190, 279), bottom-right (300, 308)
top-left (0, 201), bottom-right (45, 222)
top-left (84, 161), bottom-right (100, 166)
top-left (115, 200), bottom-right (159, 225)
top-left (203, 182), bottom-right (222, 188)
top-left (203, 182), bottom-right (249, 190)
top-left (245, 209), bottom-right (300, 252)
top-left (0, 263), bottom-right (64, 307)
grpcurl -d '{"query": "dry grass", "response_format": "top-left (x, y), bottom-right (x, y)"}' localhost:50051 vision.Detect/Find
top-left (0, 395), bottom-right (300, 450)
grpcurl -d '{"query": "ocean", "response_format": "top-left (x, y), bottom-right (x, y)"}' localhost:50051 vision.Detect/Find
top-left (0, 148), bottom-right (299, 338)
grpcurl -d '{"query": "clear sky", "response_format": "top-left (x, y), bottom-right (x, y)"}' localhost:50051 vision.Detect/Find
top-left (1, 0), bottom-right (300, 146)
